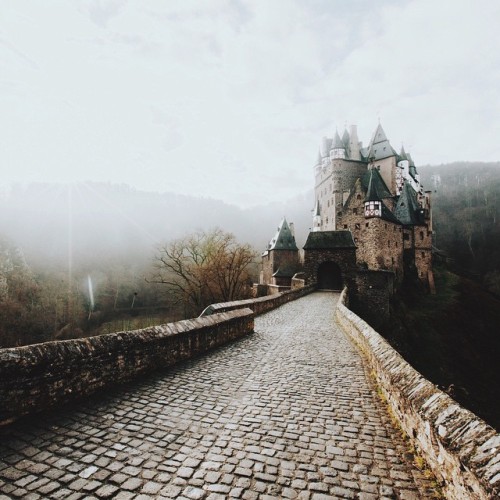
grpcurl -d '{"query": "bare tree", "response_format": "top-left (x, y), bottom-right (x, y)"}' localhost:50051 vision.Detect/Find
top-left (149, 228), bottom-right (257, 316)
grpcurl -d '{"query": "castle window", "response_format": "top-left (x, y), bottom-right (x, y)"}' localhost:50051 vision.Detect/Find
top-left (337, 212), bottom-right (342, 217)
top-left (395, 241), bottom-right (398, 248)
top-left (387, 241), bottom-right (390, 247)
top-left (353, 208), bottom-right (358, 215)
top-left (364, 201), bottom-right (381, 218)
top-left (365, 222), bottom-right (369, 227)
top-left (404, 233), bottom-right (410, 241)
top-left (356, 194), bottom-right (361, 200)
top-left (355, 223), bottom-right (360, 230)
top-left (421, 252), bottom-right (425, 258)
top-left (420, 231), bottom-right (424, 240)
top-left (385, 224), bottom-right (387, 229)
top-left (343, 224), bottom-right (348, 229)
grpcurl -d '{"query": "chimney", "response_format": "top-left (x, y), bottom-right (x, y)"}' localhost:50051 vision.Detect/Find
top-left (349, 124), bottom-right (361, 160)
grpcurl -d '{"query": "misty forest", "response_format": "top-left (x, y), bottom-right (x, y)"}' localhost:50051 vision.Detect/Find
top-left (2, 161), bottom-right (500, 428)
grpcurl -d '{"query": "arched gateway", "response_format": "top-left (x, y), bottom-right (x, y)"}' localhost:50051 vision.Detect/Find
top-left (303, 230), bottom-right (357, 291)
top-left (317, 261), bottom-right (343, 290)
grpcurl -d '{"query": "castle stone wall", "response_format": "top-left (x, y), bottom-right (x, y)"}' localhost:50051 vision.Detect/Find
top-left (336, 290), bottom-right (500, 500)
top-left (200, 284), bottom-right (315, 317)
top-left (339, 186), bottom-right (404, 282)
top-left (261, 249), bottom-right (298, 285)
top-left (0, 309), bottom-right (254, 425)
top-left (414, 225), bottom-right (433, 282)
top-left (303, 248), bottom-right (357, 290)
top-left (351, 270), bottom-right (394, 329)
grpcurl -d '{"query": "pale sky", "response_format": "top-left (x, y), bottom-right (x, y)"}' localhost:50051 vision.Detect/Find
top-left (1, 0), bottom-right (499, 207)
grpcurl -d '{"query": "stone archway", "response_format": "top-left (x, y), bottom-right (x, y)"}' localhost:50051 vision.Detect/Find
top-left (317, 261), bottom-right (343, 290)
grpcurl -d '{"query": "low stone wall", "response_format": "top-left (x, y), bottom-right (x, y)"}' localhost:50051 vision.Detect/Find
top-left (0, 308), bottom-right (254, 425)
top-left (336, 289), bottom-right (500, 500)
top-left (199, 284), bottom-right (315, 317)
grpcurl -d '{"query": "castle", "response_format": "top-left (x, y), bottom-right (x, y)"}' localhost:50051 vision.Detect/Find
top-left (259, 122), bottom-right (434, 320)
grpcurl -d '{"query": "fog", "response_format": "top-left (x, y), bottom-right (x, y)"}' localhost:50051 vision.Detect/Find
top-left (0, 181), bottom-right (313, 270)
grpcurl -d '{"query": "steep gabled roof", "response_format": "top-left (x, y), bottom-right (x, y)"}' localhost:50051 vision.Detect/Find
top-left (303, 231), bottom-right (356, 250)
top-left (380, 202), bottom-right (402, 225)
top-left (363, 167), bottom-right (393, 200)
top-left (268, 218), bottom-right (298, 251)
top-left (394, 181), bottom-right (422, 225)
top-left (367, 123), bottom-right (398, 161)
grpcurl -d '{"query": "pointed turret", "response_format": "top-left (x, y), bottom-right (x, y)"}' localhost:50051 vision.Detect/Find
top-left (367, 122), bottom-right (397, 161)
top-left (394, 181), bottom-right (422, 225)
top-left (316, 149), bottom-right (322, 166)
top-left (332, 130), bottom-right (346, 159)
top-left (341, 128), bottom-right (350, 147)
top-left (268, 218), bottom-right (298, 251)
top-left (312, 200), bottom-right (321, 232)
top-left (399, 145), bottom-right (408, 161)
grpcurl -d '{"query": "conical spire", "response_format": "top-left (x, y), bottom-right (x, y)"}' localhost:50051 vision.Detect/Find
top-left (399, 145), bottom-right (408, 161)
top-left (365, 169), bottom-right (381, 202)
top-left (342, 128), bottom-right (350, 147)
top-left (316, 149), bottom-right (322, 165)
top-left (367, 122), bottom-right (397, 160)
top-left (332, 130), bottom-right (344, 149)
top-left (313, 199), bottom-right (321, 217)
top-left (364, 168), bottom-right (392, 201)
top-left (268, 218), bottom-right (298, 251)
top-left (394, 181), bottom-right (420, 225)
top-left (370, 123), bottom-right (388, 145)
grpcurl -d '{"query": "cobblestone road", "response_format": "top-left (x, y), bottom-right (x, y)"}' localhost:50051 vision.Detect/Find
top-left (0, 292), bottom-right (435, 499)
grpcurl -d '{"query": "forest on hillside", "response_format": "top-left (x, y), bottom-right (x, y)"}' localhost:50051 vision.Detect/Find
top-left (419, 162), bottom-right (500, 295)
top-left (0, 183), bottom-right (311, 347)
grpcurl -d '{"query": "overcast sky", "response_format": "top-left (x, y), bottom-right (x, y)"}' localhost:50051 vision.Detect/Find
top-left (1, 0), bottom-right (499, 207)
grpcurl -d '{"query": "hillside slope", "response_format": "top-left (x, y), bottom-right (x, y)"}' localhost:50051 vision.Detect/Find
top-left (379, 265), bottom-right (500, 431)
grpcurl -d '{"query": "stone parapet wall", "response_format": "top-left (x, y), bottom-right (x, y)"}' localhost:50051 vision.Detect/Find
top-left (336, 289), bottom-right (500, 499)
top-left (0, 308), bottom-right (254, 425)
top-left (200, 284), bottom-right (315, 317)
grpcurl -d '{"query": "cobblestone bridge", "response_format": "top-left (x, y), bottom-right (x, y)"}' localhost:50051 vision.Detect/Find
top-left (0, 292), bottom-right (435, 499)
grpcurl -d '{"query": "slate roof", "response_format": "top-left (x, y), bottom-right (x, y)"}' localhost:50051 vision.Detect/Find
top-left (342, 128), bottom-right (350, 147)
top-left (303, 231), bottom-right (356, 250)
top-left (363, 168), bottom-right (392, 200)
top-left (394, 181), bottom-right (424, 225)
top-left (268, 218), bottom-right (298, 251)
top-left (367, 123), bottom-right (398, 161)
top-left (313, 199), bottom-right (321, 216)
top-left (380, 202), bottom-right (402, 225)
top-left (332, 130), bottom-right (345, 149)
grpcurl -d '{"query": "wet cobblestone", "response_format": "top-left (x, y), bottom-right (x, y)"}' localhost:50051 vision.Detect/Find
top-left (0, 292), bottom-right (435, 499)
